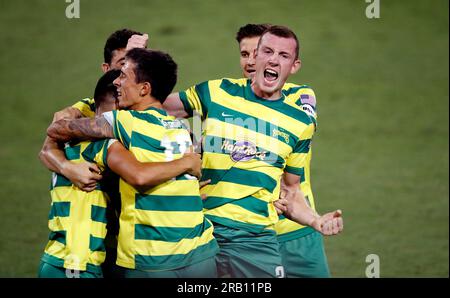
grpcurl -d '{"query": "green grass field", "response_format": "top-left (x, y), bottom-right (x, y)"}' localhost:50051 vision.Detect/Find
top-left (0, 0), bottom-right (447, 277)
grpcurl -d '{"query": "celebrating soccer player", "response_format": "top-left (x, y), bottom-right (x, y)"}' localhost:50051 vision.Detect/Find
top-left (47, 48), bottom-right (219, 277)
top-left (235, 23), bottom-right (331, 278)
top-left (162, 25), bottom-right (343, 278)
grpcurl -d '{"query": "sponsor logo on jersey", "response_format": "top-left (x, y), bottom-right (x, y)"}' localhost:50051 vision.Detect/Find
top-left (221, 140), bottom-right (267, 162)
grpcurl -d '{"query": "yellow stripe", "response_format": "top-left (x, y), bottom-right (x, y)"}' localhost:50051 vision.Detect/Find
top-left (275, 218), bottom-right (307, 234)
top-left (90, 221), bottom-right (107, 239)
top-left (134, 210), bottom-right (204, 228)
top-left (144, 179), bottom-right (200, 196)
top-left (87, 251), bottom-right (106, 266)
top-left (205, 118), bottom-right (292, 158)
top-left (44, 240), bottom-right (67, 260)
top-left (286, 152), bottom-right (309, 167)
top-left (48, 217), bottom-right (71, 231)
top-left (134, 225), bottom-right (215, 256)
top-left (210, 83), bottom-right (310, 134)
top-left (186, 86), bottom-right (204, 117)
top-left (133, 117), bottom-right (165, 137)
top-left (205, 203), bottom-right (278, 226)
top-left (50, 187), bottom-right (107, 207)
top-left (201, 181), bottom-right (267, 200)
top-left (131, 148), bottom-right (167, 162)
top-left (202, 152), bottom-right (284, 179)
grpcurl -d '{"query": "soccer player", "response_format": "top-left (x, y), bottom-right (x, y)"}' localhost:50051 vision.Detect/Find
top-left (39, 69), bottom-right (204, 278)
top-left (235, 24), bottom-right (331, 277)
top-left (47, 48), bottom-right (219, 277)
top-left (39, 28), bottom-right (147, 277)
top-left (162, 25), bottom-right (343, 278)
top-left (38, 69), bottom-right (122, 278)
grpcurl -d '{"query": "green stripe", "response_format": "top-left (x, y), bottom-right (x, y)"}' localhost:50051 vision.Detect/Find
top-left (144, 106), bottom-right (168, 116)
top-left (50, 173), bottom-right (72, 189)
top-left (48, 230), bottom-right (66, 245)
top-left (284, 165), bottom-right (304, 176)
top-left (89, 235), bottom-right (106, 252)
top-left (194, 81), bottom-right (211, 116)
top-left (41, 253), bottom-right (103, 274)
top-left (203, 196), bottom-right (270, 217)
top-left (219, 79), bottom-right (313, 126)
top-left (65, 145), bottom-right (80, 161)
top-left (129, 110), bottom-right (163, 126)
top-left (203, 135), bottom-right (285, 169)
top-left (135, 194), bottom-right (203, 212)
top-left (134, 239), bottom-right (218, 271)
top-left (179, 91), bottom-right (194, 117)
top-left (205, 214), bottom-right (268, 233)
top-left (112, 110), bottom-right (120, 142)
top-left (202, 168), bottom-right (277, 192)
top-left (131, 131), bottom-right (163, 152)
top-left (117, 121), bottom-right (130, 149)
top-left (208, 101), bottom-right (299, 148)
top-left (282, 85), bottom-right (311, 96)
top-left (81, 140), bottom-right (107, 163)
top-left (135, 220), bottom-right (212, 242)
top-left (48, 202), bottom-right (71, 219)
top-left (293, 139), bottom-right (311, 154)
top-left (91, 205), bottom-right (107, 224)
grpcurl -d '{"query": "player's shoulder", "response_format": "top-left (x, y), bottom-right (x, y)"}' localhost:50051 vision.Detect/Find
top-left (282, 83), bottom-right (316, 97)
top-left (283, 83), bottom-right (317, 115)
top-left (208, 77), bottom-right (248, 88)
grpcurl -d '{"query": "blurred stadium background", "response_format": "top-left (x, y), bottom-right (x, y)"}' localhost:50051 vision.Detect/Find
top-left (0, 0), bottom-right (447, 277)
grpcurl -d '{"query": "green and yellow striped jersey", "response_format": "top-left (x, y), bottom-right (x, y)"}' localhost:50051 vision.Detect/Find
top-left (275, 83), bottom-right (319, 241)
top-left (42, 140), bottom-right (113, 273)
top-left (108, 107), bottom-right (218, 271)
top-left (72, 98), bottom-right (96, 118)
top-left (179, 78), bottom-right (315, 233)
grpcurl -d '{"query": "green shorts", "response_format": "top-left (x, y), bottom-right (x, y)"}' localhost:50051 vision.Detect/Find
top-left (279, 230), bottom-right (330, 278)
top-left (114, 256), bottom-right (217, 278)
top-left (38, 260), bottom-right (103, 278)
top-left (214, 223), bottom-right (284, 278)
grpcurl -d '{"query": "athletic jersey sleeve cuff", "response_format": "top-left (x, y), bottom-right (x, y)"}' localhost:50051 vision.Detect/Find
top-left (284, 165), bottom-right (304, 176)
top-left (179, 91), bottom-right (194, 117)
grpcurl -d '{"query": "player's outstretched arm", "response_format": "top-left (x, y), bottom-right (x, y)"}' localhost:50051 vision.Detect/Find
top-left (106, 141), bottom-right (202, 191)
top-left (47, 116), bottom-right (113, 143)
top-left (274, 172), bottom-right (344, 236)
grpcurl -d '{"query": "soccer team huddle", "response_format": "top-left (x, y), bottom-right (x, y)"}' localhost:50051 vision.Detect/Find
top-left (38, 24), bottom-right (343, 278)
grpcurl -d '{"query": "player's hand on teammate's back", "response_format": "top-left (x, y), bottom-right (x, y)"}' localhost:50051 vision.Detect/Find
top-left (126, 33), bottom-right (148, 51)
top-left (311, 210), bottom-right (344, 236)
top-left (61, 161), bottom-right (102, 192)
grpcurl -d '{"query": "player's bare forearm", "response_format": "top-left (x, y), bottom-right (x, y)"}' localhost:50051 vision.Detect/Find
top-left (47, 116), bottom-right (113, 143)
top-left (276, 173), bottom-right (344, 236)
top-left (275, 173), bottom-right (320, 226)
top-left (107, 142), bottom-right (201, 191)
top-left (38, 136), bottom-right (67, 173)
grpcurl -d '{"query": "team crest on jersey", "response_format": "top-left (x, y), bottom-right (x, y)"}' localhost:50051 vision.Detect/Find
top-left (222, 140), bottom-right (267, 162)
